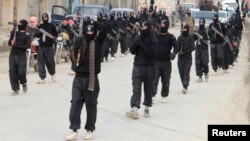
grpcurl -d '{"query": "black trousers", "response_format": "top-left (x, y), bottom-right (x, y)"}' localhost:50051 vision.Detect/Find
top-left (235, 31), bottom-right (241, 58)
top-left (210, 43), bottom-right (224, 71)
top-left (153, 61), bottom-right (172, 97)
top-left (131, 65), bottom-right (154, 109)
top-left (178, 58), bottom-right (192, 88)
top-left (69, 76), bottom-right (100, 132)
top-left (101, 37), bottom-right (110, 61)
top-left (127, 32), bottom-right (134, 48)
top-left (195, 49), bottom-right (209, 77)
top-left (9, 53), bottom-right (27, 91)
top-left (110, 38), bottom-right (117, 57)
top-left (37, 46), bottom-right (55, 79)
top-left (119, 34), bottom-right (127, 54)
top-left (223, 46), bottom-right (234, 69)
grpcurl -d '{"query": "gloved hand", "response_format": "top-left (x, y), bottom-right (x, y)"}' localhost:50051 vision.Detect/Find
top-left (170, 53), bottom-right (176, 60)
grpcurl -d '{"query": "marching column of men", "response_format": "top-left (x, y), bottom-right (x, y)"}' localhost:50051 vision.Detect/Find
top-left (6, 8), bottom-right (246, 141)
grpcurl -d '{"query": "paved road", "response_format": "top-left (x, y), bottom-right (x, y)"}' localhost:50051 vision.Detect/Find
top-left (0, 25), bottom-right (249, 141)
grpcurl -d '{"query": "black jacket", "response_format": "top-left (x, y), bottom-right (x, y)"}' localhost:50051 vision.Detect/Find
top-left (117, 18), bottom-right (128, 36)
top-left (154, 33), bottom-right (177, 61)
top-left (8, 31), bottom-right (31, 55)
top-left (208, 22), bottom-right (226, 44)
top-left (225, 27), bottom-right (238, 47)
top-left (177, 35), bottom-right (195, 60)
top-left (71, 36), bottom-right (102, 77)
top-left (36, 22), bottom-right (58, 47)
top-left (194, 27), bottom-right (209, 50)
top-left (106, 19), bottom-right (118, 37)
top-left (130, 33), bottom-right (155, 66)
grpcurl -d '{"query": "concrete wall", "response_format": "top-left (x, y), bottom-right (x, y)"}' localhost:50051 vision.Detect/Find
top-left (84, 0), bottom-right (134, 8)
top-left (0, 0), bottom-right (2, 26)
top-left (17, 0), bottom-right (27, 21)
top-left (1, 0), bottom-right (14, 26)
top-left (0, 0), bottom-right (137, 27)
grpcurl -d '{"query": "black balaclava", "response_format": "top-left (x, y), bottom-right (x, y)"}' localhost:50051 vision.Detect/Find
top-left (117, 12), bottom-right (122, 20)
top-left (160, 20), bottom-right (169, 33)
top-left (84, 25), bottom-right (96, 41)
top-left (97, 12), bottom-right (103, 22)
top-left (143, 8), bottom-right (147, 15)
top-left (18, 19), bottom-right (28, 31)
top-left (159, 10), bottom-right (162, 16)
top-left (123, 12), bottom-right (128, 20)
top-left (199, 18), bottom-right (205, 29)
top-left (84, 16), bottom-right (91, 27)
top-left (102, 14), bottom-right (108, 23)
top-left (187, 10), bottom-right (191, 16)
top-left (141, 21), bottom-right (151, 37)
top-left (137, 12), bottom-right (141, 19)
top-left (226, 22), bottom-right (232, 29)
top-left (182, 23), bottom-right (189, 37)
top-left (110, 12), bottom-right (115, 20)
top-left (213, 13), bottom-right (219, 23)
top-left (42, 13), bottom-right (49, 24)
top-left (163, 11), bottom-right (167, 16)
top-left (130, 12), bottom-right (135, 19)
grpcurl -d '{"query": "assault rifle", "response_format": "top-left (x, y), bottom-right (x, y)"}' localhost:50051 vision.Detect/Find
top-left (36, 27), bottom-right (55, 39)
top-left (211, 26), bottom-right (234, 51)
top-left (107, 34), bottom-right (116, 41)
top-left (8, 6), bottom-right (17, 44)
top-left (194, 32), bottom-right (210, 46)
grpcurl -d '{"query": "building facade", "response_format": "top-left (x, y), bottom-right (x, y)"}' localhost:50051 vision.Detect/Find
top-left (0, 0), bottom-right (137, 27)
top-left (0, 0), bottom-right (68, 26)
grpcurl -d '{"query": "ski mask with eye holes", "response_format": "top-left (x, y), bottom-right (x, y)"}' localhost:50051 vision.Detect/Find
top-left (141, 21), bottom-right (151, 37)
top-left (160, 20), bottom-right (169, 33)
top-left (226, 22), bottom-right (232, 29)
top-left (199, 18), bottom-right (205, 29)
top-left (117, 12), bottom-right (122, 20)
top-left (130, 12), bottom-right (135, 18)
top-left (84, 25), bottom-right (96, 41)
top-left (102, 14), bottom-right (108, 22)
top-left (213, 13), bottom-right (219, 23)
top-left (187, 10), bottom-right (191, 16)
top-left (18, 19), bottom-right (28, 31)
top-left (123, 12), bottom-right (128, 20)
top-left (42, 13), bottom-right (49, 24)
top-left (97, 12), bottom-right (103, 22)
top-left (181, 23), bottom-right (189, 37)
top-left (110, 12), bottom-right (115, 20)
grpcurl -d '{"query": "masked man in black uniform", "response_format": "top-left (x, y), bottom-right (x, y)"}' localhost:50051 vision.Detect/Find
top-left (194, 18), bottom-right (209, 83)
top-left (126, 21), bottom-right (156, 119)
top-left (117, 12), bottom-right (128, 56)
top-left (208, 13), bottom-right (226, 75)
top-left (103, 12), bottom-right (118, 61)
top-left (8, 19), bottom-right (31, 95)
top-left (36, 13), bottom-right (58, 84)
top-left (152, 19), bottom-right (178, 103)
top-left (177, 24), bottom-right (195, 94)
top-left (66, 24), bottom-right (102, 141)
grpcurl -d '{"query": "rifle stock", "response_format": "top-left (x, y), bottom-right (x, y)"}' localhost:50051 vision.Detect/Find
top-left (36, 27), bottom-right (55, 39)
top-left (211, 27), bottom-right (233, 51)
top-left (194, 32), bottom-right (210, 45)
